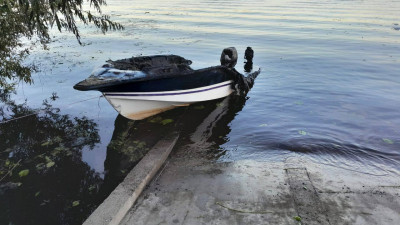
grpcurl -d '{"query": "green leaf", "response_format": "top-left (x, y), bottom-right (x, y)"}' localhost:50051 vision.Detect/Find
top-left (53, 136), bottom-right (63, 143)
top-left (46, 161), bottom-right (55, 168)
top-left (45, 156), bottom-right (53, 163)
top-left (160, 119), bottom-right (174, 125)
top-left (35, 191), bottom-right (41, 197)
top-left (259, 124), bottom-right (268, 127)
top-left (383, 138), bottom-right (394, 144)
top-left (194, 105), bottom-right (205, 110)
top-left (294, 216), bottom-right (301, 221)
top-left (148, 116), bottom-right (162, 123)
top-left (298, 130), bottom-right (307, 135)
top-left (41, 141), bottom-right (52, 146)
top-left (18, 169), bottom-right (30, 177)
top-left (88, 185), bottom-right (96, 192)
top-left (5, 159), bottom-right (10, 167)
top-left (36, 163), bottom-right (45, 170)
top-left (72, 200), bottom-right (80, 207)
top-left (294, 101), bottom-right (303, 105)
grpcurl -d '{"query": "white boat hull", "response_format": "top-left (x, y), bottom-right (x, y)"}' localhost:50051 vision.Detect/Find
top-left (103, 80), bottom-right (234, 120)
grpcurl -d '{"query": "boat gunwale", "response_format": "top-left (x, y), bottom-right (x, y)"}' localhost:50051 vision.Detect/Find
top-left (103, 80), bottom-right (233, 97)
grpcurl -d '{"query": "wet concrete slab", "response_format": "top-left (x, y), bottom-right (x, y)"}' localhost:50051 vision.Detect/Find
top-left (121, 160), bottom-right (297, 225)
top-left (83, 133), bottom-right (179, 225)
top-left (120, 150), bottom-right (400, 225)
top-left (286, 168), bottom-right (330, 225)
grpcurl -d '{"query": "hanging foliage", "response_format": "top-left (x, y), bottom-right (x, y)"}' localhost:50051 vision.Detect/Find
top-left (0, 0), bottom-right (124, 90)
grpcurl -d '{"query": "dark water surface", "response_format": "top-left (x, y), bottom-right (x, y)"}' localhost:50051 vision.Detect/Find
top-left (1, 0), bottom-right (400, 224)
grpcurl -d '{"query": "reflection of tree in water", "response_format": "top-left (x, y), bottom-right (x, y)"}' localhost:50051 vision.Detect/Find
top-left (0, 90), bottom-right (101, 225)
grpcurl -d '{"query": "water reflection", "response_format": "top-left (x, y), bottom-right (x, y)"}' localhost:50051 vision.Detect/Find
top-left (101, 111), bottom-right (182, 193)
top-left (0, 89), bottom-right (190, 225)
top-left (102, 93), bottom-right (252, 179)
top-left (0, 87), bottom-right (252, 225)
top-left (244, 61), bottom-right (253, 73)
top-left (171, 94), bottom-right (250, 160)
top-left (0, 91), bottom-right (102, 225)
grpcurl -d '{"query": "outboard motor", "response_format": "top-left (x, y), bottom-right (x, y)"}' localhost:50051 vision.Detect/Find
top-left (244, 46), bottom-right (254, 72)
top-left (220, 47), bottom-right (238, 68)
top-left (244, 47), bottom-right (254, 62)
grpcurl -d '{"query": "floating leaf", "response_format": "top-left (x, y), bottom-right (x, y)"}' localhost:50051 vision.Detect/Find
top-left (72, 201), bottom-right (80, 207)
top-left (18, 169), bottom-right (29, 177)
top-left (41, 141), bottom-right (52, 147)
top-left (88, 185), bottom-right (96, 192)
top-left (54, 146), bottom-right (66, 152)
top-left (194, 105), bottom-right (205, 110)
top-left (133, 140), bottom-right (146, 148)
top-left (294, 216), bottom-right (301, 221)
top-left (35, 191), bottom-right (41, 197)
top-left (383, 138), bottom-right (394, 144)
top-left (52, 146), bottom-right (67, 156)
top-left (294, 101), bottom-right (303, 105)
top-left (160, 119), bottom-right (174, 125)
top-left (298, 130), bottom-right (307, 135)
top-left (53, 136), bottom-right (63, 143)
top-left (259, 124), bottom-right (268, 127)
top-left (45, 156), bottom-right (52, 163)
top-left (36, 163), bottom-right (45, 170)
top-left (34, 154), bottom-right (45, 159)
top-left (148, 116), bottom-right (162, 123)
top-left (40, 200), bottom-right (50, 206)
top-left (46, 161), bottom-right (55, 168)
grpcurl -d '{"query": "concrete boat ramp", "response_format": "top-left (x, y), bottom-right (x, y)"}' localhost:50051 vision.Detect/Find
top-left (84, 134), bottom-right (400, 225)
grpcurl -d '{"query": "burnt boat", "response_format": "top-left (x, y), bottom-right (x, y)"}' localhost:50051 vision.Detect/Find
top-left (73, 47), bottom-right (260, 120)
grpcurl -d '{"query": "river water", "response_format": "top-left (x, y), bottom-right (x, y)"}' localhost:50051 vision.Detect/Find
top-left (1, 0), bottom-right (400, 224)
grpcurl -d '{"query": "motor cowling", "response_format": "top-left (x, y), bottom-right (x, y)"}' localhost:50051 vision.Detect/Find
top-left (220, 47), bottom-right (238, 68)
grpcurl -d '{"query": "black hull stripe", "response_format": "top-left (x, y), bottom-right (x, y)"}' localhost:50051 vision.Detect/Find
top-left (104, 82), bottom-right (232, 97)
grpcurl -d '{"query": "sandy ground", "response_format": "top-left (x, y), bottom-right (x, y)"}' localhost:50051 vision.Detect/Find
top-left (120, 143), bottom-right (400, 225)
